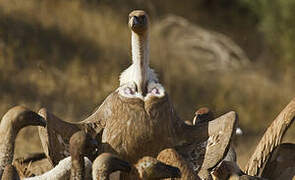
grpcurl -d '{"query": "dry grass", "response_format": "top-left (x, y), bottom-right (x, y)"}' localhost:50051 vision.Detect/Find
top-left (0, 0), bottom-right (294, 169)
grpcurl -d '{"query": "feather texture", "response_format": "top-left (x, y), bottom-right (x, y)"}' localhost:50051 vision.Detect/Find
top-left (245, 98), bottom-right (295, 176)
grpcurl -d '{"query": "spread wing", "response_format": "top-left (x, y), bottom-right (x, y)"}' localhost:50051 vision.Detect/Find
top-left (245, 98), bottom-right (295, 176)
top-left (200, 111), bottom-right (237, 170)
top-left (174, 111), bottom-right (237, 179)
top-left (38, 108), bottom-right (80, 165)
top-left (78, 91), bottom-right (118, 136)
top-left (37, 92), bottom-right (118, 165)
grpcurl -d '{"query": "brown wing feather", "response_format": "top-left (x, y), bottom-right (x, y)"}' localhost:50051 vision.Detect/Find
top-left (38, 108), bottom-right (80, 165)
top-left (78, 92), bottom-right (116, 136)
top-left (13, 154), bottom-right (52, 178)
top-left (38, 96), bottom-right (110, 165)
top-left (245, 98), bottom-right (295, 176)
top-left (174, 111), bottom-right (237, 179)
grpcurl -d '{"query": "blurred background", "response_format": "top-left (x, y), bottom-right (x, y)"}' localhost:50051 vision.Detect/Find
top-left (1, 0), bottom-right (295, 169)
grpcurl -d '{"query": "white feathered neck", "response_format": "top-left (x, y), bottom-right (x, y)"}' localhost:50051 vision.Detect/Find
top-left (119, 31), bottom-right (158, 92)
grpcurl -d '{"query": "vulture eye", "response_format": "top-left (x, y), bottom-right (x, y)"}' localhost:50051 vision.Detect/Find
top-left (140, 16), bottom-right (146, 21)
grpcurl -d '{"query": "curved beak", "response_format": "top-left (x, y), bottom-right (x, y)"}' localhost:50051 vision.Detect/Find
top-left (151, 161), bottom-right (181, 179)
top-left (28, 112), bottom-right (47, 127)
top-left (113, 157), bottom-right (132, 173)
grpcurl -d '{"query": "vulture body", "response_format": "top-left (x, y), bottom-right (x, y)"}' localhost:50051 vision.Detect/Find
top-left (80, 90), bottom-right (237, 164)
top-left (37, 11), bottom-right (237, 172)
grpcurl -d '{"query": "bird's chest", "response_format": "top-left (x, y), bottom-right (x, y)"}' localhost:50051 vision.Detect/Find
top-left (101, 96), bottom-right (175, 163)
